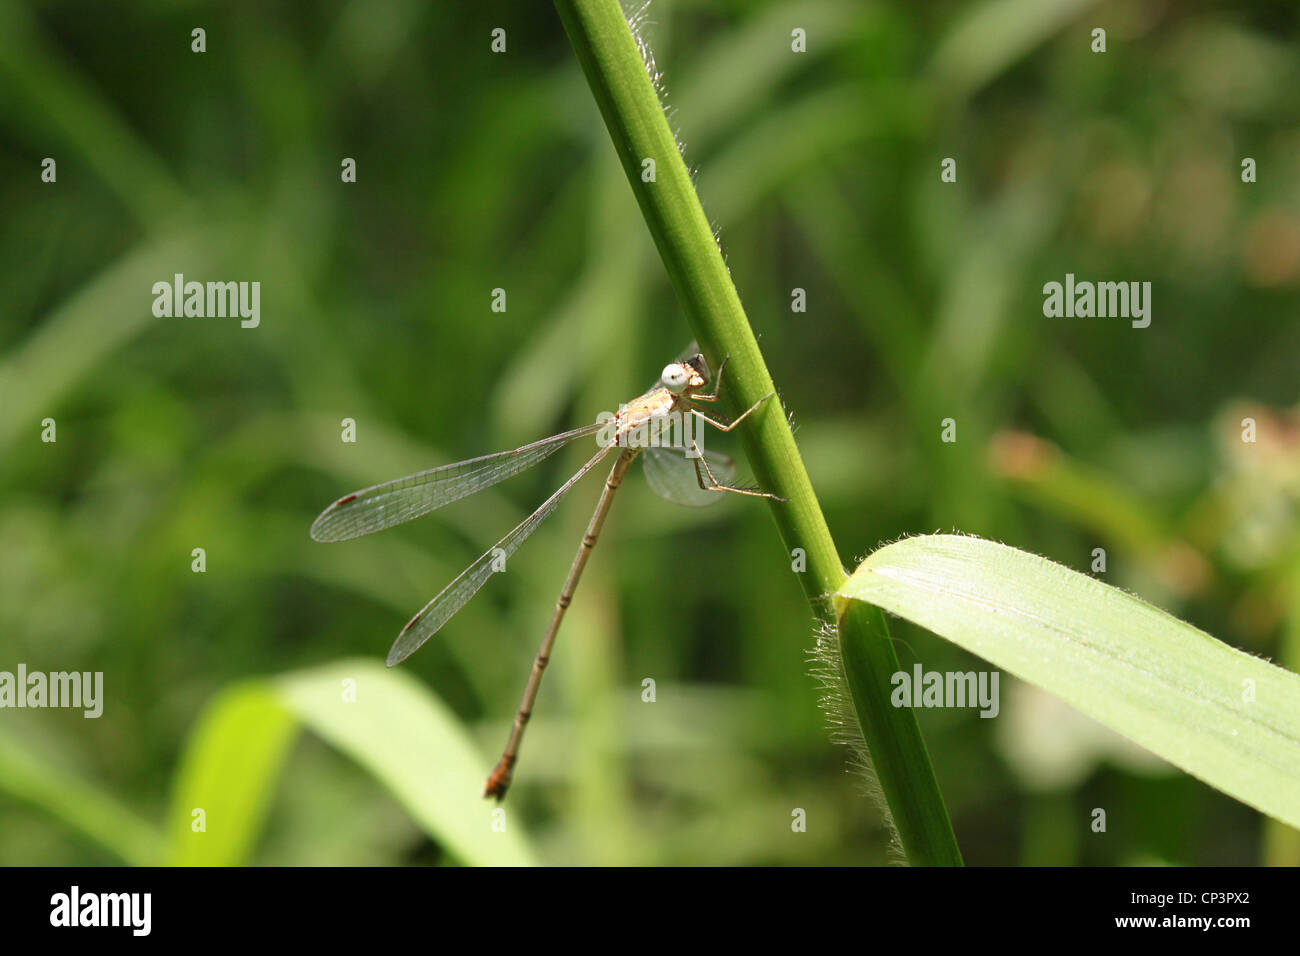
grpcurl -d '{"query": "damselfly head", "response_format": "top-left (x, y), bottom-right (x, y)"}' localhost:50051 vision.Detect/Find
top-left (661, 356), bottom-right (708, 394)
top-left (685, 353), bottom-right (710, 382)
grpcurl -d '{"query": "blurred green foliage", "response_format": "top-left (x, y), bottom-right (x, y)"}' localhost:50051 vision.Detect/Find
top-left (1, 0), bottom-right (1298, 865)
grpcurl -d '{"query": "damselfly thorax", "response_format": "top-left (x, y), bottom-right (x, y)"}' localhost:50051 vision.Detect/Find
top-left (606, 384), bottom-right (705, 453)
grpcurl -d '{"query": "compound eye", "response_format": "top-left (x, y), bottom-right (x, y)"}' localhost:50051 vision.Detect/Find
top-left (662, 364), bottom-right (689, 392)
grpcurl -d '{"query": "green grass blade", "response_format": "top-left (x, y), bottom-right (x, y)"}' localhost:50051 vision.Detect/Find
top-left (165, 683), bottom-right (299, 866)
top-left (554, 0), bottom-right (962, 865)
top-left (0, 727), bottom-right (162, 865)
top-left (0, 2), bottom-right (188, 222)
top-left (0, 231), bottom-right (233, 453)
top-left (836, 534), bottom-right (1300, 829)
top-left (277, 660), bottom-right (538, 866)
top-left (165, 663), bottom-right (538, 865)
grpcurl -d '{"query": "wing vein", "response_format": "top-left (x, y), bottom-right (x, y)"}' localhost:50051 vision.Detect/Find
top-left (310, 422), bottom-right (603, 542)
top-left (386, 444), bottom-right (617, 666)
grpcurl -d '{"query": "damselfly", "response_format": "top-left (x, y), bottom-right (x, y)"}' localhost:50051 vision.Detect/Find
top-left (310, 353), bottom-right (782, 799)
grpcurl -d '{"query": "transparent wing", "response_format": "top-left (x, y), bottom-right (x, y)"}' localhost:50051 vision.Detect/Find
top-left (642, 445), bottom-right (736, 508)
top-left (310, 422), bottom-right (603, 542)
top-left (386, 444), bottom-right (615, 666)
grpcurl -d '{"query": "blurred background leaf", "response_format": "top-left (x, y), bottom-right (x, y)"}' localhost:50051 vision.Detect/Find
top-left (165, 682), bottom-right (298, 866)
